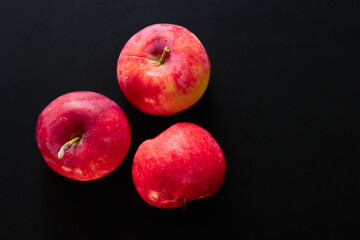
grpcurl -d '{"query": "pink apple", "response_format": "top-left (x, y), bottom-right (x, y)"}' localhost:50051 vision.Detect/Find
top-left (36, 91), bottom-right (131, 181)
top-left (117, 23), bottom-right (211, 115)
top-left (132, 122), bottom-right (226, 209)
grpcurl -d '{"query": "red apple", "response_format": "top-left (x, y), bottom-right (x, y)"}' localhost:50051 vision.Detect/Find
top-left (132, 122), bottom-right (226, 209)
top-left (117, 23), bottom-right (211, 115)
top-left (36, 91), bottom-right (131, 181)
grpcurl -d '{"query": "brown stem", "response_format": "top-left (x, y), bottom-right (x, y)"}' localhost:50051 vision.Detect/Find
top-left (158, 46), bottom-right (170, 65)
top-left (182, 198), bottom-right (188, 211)
top-left (58, 137), bottom-right (81, 159)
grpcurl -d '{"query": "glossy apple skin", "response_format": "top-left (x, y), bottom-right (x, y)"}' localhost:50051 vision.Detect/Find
top-left (132, 122), bottom-right (226, 209)
top-left (117, 24), bottom-right (211, 115)
top-left (36, 91), bottom-right (131, 181)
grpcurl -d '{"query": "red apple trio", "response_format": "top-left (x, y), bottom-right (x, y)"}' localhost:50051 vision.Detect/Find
top-left (36, 24), bottom-right (226, 209)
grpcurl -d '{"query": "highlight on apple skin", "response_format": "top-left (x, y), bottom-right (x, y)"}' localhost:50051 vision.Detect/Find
top-left (132, 122), bottom-right (226, 209)
top-left (117, 23), bottom-right (211, 116)
top-left (36, 91), bottom-right (131, 181)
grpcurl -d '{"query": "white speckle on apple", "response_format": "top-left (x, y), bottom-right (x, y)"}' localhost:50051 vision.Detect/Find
top-left (144, 98), bottom-right (156, 104)
top-left (148, 190), bottom-right (159, 202)
top-left (62, 166), bottom-right (71, 172)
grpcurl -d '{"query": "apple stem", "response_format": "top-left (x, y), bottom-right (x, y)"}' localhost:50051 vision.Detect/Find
top-left (182, 198), bottom-right (188, 211)
top-left (58, 136), bottom-right (81, 159)
top-left (158, 46), bottom-right (170, 65)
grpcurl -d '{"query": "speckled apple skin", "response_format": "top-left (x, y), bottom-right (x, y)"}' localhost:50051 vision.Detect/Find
top-left (117, 24), bottom-right (211, 116)
top-left (132, 122), bottom-right (226, 209)
top-left (36, 91), bottom-right (131, 181)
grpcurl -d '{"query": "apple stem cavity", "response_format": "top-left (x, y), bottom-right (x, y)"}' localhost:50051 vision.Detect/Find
top-left (58, 136), bottom-right (81, 159)
top-left (158, 46), bottom-right (170, 65)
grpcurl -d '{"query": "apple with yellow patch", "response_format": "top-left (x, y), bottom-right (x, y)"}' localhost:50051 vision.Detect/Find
top-left (117, 23), bottom-right (211, 115)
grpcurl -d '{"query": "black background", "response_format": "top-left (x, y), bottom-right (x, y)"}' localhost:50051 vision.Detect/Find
top-left (1, 1), bottom-right (359, 239)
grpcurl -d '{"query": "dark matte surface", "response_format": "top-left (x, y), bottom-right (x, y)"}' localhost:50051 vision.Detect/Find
top-left (1, 1), bottom-right (359, 239)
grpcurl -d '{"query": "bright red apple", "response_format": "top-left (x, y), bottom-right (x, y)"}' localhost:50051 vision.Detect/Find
top-left (36, 91), bottom-right (131, 181)
top-left (132, 122), bottom-right (226, 209)
top-left (117, 23), bottom-right (211, 115)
